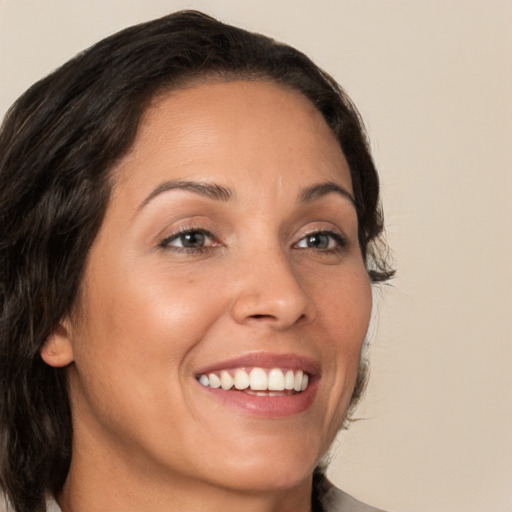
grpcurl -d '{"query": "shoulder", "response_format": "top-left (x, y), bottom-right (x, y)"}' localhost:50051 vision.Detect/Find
top-left (322, 484), bottom-right (388, 512)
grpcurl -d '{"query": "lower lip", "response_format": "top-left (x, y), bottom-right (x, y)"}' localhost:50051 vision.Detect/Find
top-left (197, 379), bottom-right (319, 417)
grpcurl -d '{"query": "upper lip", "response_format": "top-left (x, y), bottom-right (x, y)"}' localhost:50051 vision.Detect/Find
top-left (195, 352), bottom-right (321, 377)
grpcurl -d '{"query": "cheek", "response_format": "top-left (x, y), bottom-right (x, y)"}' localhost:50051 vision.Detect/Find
top-left (66, 267), bottom-right (230, 446)
top-left (314, 266), bottom-right (372, 347)
top-left (312, 267), bottom-right (372, 412)
top-left (81, 262), bottom-right (226, 352)
top-left (69, 264), bottom-right (243, 436)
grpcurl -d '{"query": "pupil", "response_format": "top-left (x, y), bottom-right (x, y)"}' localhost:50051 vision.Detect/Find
top-left (183, 231), bottom-right (205, 247)
top-left (308, 233), bottom-right (329, 248)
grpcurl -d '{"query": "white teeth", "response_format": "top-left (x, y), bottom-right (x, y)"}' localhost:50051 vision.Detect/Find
top-left (284, 370), bottom-right (295, 390)
top-left (301, 373), bottom-right (309, 391)
top-left (249, 368), bottom-right (268, 390)
top-left (198, 367), bottom-right (310, 393)
top-left (234, 369), bottom-right (250, 390)
top-left (293, 370), bottom-right (304, 392)
top-left (220, 370), bottom-right (234, 390)
top-left (209, 373), bottom-right (221, 389)
top-left (268, 368), bottom-right (285, 391)
top-left (246, 390), bottom-right (269, 396)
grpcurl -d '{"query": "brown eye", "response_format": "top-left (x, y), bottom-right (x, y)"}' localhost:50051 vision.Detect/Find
top-left (160, 229), bottom-right (215, 250)
top-left (179, 231), bottom-right (207, 248)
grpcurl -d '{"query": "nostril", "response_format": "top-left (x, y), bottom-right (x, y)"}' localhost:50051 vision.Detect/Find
top-left (249, 313), bottom-right (307, 323)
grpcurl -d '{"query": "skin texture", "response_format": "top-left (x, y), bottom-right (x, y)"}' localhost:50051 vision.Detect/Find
top-left (42, 80), bottom-right (372, 512)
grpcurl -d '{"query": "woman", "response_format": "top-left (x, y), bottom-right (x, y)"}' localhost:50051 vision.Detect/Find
top-left (0, 11), bottom-right (393, 512)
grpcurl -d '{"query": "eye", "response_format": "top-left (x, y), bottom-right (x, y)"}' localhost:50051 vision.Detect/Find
top-left (295, 231), bottom-right (345, 250)
top-left (160, 229), bottom-right (217, 251)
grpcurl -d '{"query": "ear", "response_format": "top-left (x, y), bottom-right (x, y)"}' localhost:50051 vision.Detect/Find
top-left (40, 318), bottom-right (75, 368)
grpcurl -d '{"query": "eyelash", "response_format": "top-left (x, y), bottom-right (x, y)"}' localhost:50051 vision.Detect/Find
top-left (158, 228), bottom-right (347, 254)
top-left (159, 228), bottom-right (217, 254)
top-left (294, 230), bottom-right (347, 252)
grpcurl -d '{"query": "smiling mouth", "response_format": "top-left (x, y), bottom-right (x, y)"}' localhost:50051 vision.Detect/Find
top-left (197, 367), bottom-right (309, 395)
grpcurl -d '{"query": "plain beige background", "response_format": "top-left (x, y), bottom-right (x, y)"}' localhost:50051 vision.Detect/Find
top-left (1, 1), bottom-right (511, 511)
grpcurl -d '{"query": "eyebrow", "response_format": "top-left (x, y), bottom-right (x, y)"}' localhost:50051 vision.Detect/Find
top-left (138, 178), bottom-right (355, 211)
top-left (138, 180), bottom-right (233, 210)
top-left (298, 181), bottom-right (356, 207)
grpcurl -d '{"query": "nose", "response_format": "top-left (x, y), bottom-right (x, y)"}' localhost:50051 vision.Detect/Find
top-left (229, 248), bottom-right (317, 330)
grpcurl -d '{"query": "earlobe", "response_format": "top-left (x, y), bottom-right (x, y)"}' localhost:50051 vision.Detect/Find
top-left (40, 320), bottom-right (75, 368)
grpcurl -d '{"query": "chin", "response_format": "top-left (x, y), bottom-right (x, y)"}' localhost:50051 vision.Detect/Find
top-left (199, 434), bottom-right (323, 494)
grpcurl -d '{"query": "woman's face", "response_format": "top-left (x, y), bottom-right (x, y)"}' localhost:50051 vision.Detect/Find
top-left (60, 81), bottom-right (372, 495)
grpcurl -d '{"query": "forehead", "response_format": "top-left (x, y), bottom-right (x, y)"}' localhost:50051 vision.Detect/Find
top-left (112, 80), bottom-right (352, 203)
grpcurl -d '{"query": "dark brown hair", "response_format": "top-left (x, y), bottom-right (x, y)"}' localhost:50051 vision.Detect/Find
top-left (0, 10), bottom-right (393, 511)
